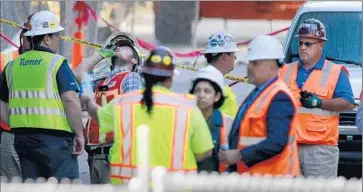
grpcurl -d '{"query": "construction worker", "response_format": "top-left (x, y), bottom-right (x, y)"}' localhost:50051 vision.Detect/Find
top-left (219, 35), bottom-right (300, 176)
top-left (0, 13), bottom-right (34, 180)
top-left (189, 65), bottom-right (233, 173)
top-left (202, 32), bottom-right (239, 117)
top-left (280, 19), bottom-right (355, 178)
top-left (74, 32), bottom-right (143, 184)
top-left (0, 10), bottom-right (84, 181)
top-left (81, 46), bottom-right (214, 184)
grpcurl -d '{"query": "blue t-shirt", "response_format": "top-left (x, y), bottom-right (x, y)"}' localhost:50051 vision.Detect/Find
top-left (297, 55), bottom-right (355, 104)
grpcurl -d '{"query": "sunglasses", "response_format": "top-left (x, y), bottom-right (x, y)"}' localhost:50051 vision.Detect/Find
top-left (298, 40), bottom-right (322, 48)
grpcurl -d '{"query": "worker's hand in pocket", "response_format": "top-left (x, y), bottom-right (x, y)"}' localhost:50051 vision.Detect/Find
top-left (73, 135), bottom-right (85, 157)
top-left (218, 149), bottom-right (242, 165)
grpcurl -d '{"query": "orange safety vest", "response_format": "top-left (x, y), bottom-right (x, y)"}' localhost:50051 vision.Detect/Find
top-left (86, 71), bottom-right (129, 145)
top-left (280, 60), bottom-right (343, 145)
top-left (219, 113), bottom-right (233, 173)
top-left (109, 90), bottom-right (198, 183)
top-left (236, 79), bottom-right (300, 176)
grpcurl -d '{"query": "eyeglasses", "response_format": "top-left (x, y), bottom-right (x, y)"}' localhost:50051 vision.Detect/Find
top-left (298, 40), bottom-right (322, 48)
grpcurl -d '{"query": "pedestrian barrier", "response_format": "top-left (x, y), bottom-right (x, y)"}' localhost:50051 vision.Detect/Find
top-left (1, 175), bottom-right (361, 192)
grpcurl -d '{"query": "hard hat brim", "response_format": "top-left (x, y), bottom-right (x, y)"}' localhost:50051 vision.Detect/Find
top-left (23, 26), bottom-right (64, 37)
top-left (295, 34), bottom-right (328, 41)
top-left (203, 47), bottom-right (240, 54)
top-left (141, 66), bottom-right (175, 77)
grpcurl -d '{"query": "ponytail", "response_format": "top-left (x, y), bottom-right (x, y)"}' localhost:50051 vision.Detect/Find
top-left (141, 73), bottom-right (168, 114)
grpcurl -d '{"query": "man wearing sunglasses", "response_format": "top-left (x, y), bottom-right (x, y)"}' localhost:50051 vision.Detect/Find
top-left (73, 32), bottom-right (144, 184)
top-left (280, 19), bottom-right (355, 178)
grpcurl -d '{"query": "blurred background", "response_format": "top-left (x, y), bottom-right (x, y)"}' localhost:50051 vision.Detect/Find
top-left (0, 1), bottom-right (303, 102)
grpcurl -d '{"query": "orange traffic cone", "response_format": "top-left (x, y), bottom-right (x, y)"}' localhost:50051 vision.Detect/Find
top-left (71, 31), bottom-right (84, 70)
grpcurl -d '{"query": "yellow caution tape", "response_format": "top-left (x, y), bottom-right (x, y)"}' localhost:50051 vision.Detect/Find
top-left (0, 18), bottom-right (24, 28)
top-left (60, 35), bottom-right (102, 49)
top-left (174, 63), bottom-right (248, 83)
top-left (0, 18), bottom-right (103, 49)
top-left (1, 18), bottom-right (248, 83)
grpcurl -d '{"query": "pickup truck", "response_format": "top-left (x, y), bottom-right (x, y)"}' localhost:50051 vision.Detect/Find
top-left (282, 1), bottom-right (362, 178)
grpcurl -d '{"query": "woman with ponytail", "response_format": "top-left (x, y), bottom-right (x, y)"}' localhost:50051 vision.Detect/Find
top-left (82, 46), bottom-right (214, 184)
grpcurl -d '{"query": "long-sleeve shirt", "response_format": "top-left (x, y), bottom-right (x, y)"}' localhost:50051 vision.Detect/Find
top-left (229, 77), bottom-right (294, 168)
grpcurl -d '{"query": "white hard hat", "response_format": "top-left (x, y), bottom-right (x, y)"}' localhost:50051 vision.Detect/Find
top-left (24, 11), bottom-right (64, 36)
top-left (203, 32), bottom-right (240, 54)
top-left (193, 65), bottom-right (225, 95)
top-left (247, 35), bottom-right (284, 62)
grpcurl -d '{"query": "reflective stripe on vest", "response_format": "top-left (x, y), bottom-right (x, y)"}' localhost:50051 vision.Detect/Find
top-left (8, 55), bottom-right (64, 117)
top-left (10, 90), bottom-right (61, 100)
top-left (283, 61), bottom-right (334, 88)
top-left (239, 136), bottom-right (295, 146)
top-left (110, 93), bottom-right (193, 179)
top-left (288, 135), bottom-right (296, 174)
top-left (10, 107), bottom-right (66, 117)
top-left (239, 136), bottom-right (267, 146)
top-left (283, 61), bottom-right (339, 119)
top-left (219, 114), bottom-right (233, 173)
top-left (236, 80), bottom-right (300, 176)
top-left (297, 107), bottom-right (339, 116)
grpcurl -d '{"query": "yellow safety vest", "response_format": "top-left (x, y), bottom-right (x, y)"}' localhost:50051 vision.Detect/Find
top-left (5, 50), bottom-right (72, 133)
top-left (219, 84), bottom-right (238, 117)
top-left (107, 87), bottom-right (200, 184)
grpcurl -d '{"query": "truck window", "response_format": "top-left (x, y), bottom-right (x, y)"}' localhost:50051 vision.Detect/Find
top-left (285, 12), bottom-right (362, 67)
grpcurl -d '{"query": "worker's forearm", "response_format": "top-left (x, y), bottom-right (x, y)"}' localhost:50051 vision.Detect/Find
top-left (87, 100), bottom-right (101, 123)
top-left (74, 53), bottom-right (103, 83)
top-left (195, 149), bottom-right (213, 162)
top-left (321, 98), bottom-right (354, 112)
top-left (0, 100), bottom-right (9, 124)
top-left (64, 100), bottom-right (84, 137)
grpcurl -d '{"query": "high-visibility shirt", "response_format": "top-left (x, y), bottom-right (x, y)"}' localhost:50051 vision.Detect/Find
top-left (280, 60), bottom-right (343, 145)
top-left (87, 71), bottom-right (129, 145)
top-left (5, 51), bottom-right (72, 132)
top-left (219, 84), bottom-right (238, 117)
top-left (236, 79), bottom-right (300, 176)
top-left (97, 85), bottom-right (214, 184)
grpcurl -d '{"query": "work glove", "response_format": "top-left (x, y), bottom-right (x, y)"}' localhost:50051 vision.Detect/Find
top-left (97, 44), bottom-right (116, 59)
top-left (300, 91), bottom-right (322, 108)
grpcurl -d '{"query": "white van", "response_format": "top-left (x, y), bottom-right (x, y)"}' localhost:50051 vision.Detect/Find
top-left (282, 1), bottom-right (362, 178)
